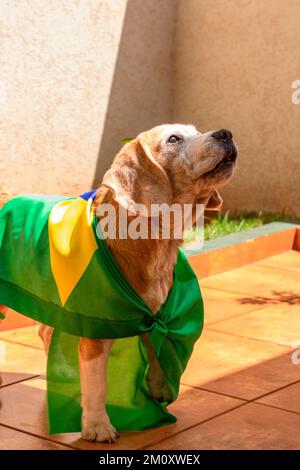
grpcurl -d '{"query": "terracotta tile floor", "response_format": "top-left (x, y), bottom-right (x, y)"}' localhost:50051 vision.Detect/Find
top-left (1, 250), bottom-right (300, 450)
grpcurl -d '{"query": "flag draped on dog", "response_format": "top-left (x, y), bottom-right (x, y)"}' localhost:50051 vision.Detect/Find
top-left (0, 192), bottom-right (204, 434)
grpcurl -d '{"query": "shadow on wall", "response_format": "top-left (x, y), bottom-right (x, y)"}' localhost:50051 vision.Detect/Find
top-left (92, 0), bottom-right (176, 187)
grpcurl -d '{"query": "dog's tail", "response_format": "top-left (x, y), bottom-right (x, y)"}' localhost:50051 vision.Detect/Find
top-left (0, 188), bottom-right (14, 208)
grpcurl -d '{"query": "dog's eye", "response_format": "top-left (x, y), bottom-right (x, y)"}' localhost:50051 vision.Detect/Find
top-left (167, 135), bottom-right (182, 144)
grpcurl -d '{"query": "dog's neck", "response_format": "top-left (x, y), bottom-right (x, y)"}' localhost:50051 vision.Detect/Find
top-left (108, 234), bottom-right (181, 313)
top-left (94, 188), bottom-right (186, 313)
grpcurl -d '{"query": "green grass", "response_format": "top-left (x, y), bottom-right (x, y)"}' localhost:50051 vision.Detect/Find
top-left (184, 211), bottom-right (297, 243)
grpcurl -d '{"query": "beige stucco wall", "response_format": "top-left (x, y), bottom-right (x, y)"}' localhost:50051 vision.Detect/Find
top-left (0, 0), bottom-right (127, 195)
top-left (174, 0), bottom-right (300, 216)
top-left (2, 0), bottom-right (300, 215)
top-left (0, 0), bottom-right (175, 195)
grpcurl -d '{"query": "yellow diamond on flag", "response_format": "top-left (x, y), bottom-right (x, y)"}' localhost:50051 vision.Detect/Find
top-left (48, 197), bottom-right (98, 306)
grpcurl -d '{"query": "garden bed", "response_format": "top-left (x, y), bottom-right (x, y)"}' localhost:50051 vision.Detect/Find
top-left (185, 222), bottom-right (300, 278)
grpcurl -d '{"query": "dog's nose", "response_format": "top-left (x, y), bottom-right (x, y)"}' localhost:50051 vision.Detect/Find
top-left (212, 129), bottom-right (233, 142)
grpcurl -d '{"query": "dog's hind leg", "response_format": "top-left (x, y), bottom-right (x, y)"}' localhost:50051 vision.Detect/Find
top-left (142, 334), bottom-right (174, 403)
top-left (38, 324), bottom-right (54, 354)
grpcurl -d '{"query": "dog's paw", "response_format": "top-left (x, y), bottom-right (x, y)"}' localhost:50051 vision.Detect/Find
top-left (147, 377), bottom-right (174, 403)
top-left (81, 414), bottom-right (119, 443)
top-left (82, 421), bottom-right (118, 443)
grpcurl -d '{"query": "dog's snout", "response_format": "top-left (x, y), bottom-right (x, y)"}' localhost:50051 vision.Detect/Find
top-left (212, 128), bottom-right (233, 142)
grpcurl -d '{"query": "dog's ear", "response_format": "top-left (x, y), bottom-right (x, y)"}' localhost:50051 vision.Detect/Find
top-left (102, 139), bottom-right (172, 216)
top-left (192, 190), bottom-right (223, 226)
top-left (205, 190), bottom-right (223, 211)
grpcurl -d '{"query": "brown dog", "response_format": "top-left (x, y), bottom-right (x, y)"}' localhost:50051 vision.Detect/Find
top-left (2, 124), bottom-right (237, 442)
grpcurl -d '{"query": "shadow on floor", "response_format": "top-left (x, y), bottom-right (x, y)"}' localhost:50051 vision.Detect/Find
top-left (237, 290), bottom-right (300, 306)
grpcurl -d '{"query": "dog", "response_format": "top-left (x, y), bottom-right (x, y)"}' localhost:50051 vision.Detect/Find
top-left (1, 124), bottom-right (237, 442)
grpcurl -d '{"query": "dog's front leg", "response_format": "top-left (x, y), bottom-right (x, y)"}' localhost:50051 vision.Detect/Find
top-left (78, 337), bottom-right (117, 443)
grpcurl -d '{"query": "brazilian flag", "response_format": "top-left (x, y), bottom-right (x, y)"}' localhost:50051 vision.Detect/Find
top-left (0, 191), bottom-right (204, 434)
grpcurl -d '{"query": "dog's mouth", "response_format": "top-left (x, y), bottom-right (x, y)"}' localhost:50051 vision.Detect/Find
top-left (205, 143), bottom-right (238, 175)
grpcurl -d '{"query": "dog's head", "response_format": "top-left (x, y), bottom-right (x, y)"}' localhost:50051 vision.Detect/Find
top-left (101, 123), bottom-right (238, 215)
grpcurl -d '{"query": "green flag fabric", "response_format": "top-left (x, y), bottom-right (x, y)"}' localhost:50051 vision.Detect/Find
top-left (0, 192), bottom-right (204, 434)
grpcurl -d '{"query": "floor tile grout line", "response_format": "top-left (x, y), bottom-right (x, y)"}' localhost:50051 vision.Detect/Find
top-left (0, 374), bottom-right (41, 389)
top-left (205, 306), bottom-right (270, 327)
top-left (141, 378), bottom-right (300, 450)
top-left (256, 263), bottom-right (300, 276)
top-left (0, 337), bottom-right (43, 351)
top-left (182, 378), bottom-right (300, 407)
top-left (0, 422), bottom-right (77, 450)
top-left (139, 400), bottom-right (249, 450)
top-left (254, 401), bottom-right (300, 417)
top-left (249, 378), bottom-right (300, 401)
top-left (200, 283), bottom-right (299, 301)
top-left (201, 260), bottom-right (300, 296)
top-left (200, 285), bottom-right (256, 297)
top-left (221, 261), bottom-right (300, 278)
top-left (205, 326), bottom-right (293, 348)
top-left (180, 382), bottom-right (250, 401)
top-left (206, 295), bottom-right (300, 327)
